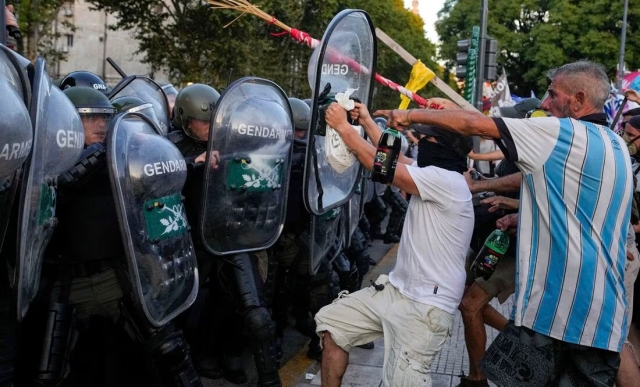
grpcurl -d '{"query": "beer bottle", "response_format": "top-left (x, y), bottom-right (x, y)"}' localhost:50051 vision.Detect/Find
top-left (471, 229), bottom-right (510, 280)
top-left (372, 128), bottom-right (402, 185)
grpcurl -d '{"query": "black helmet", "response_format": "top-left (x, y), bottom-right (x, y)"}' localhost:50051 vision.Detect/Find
top-left (172, 83), bottom-right (220, 137)
top-left (112, 95), bottom-right (161, 128)
top-left (288, 97), bottom-right (311, 131)
top-left (60, 71), bottom-right (109, 95)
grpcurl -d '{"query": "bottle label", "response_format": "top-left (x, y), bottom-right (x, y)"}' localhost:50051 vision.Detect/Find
top-left (482, 248), bottom-right (501, 269)
top-left (374, 148), bottom-right (389, 171)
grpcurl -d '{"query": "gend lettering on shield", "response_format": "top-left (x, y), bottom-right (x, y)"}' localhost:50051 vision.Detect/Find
top-left (234, 124), bottom-right (284, 139)
top-left (321, 64), bottom-right (349, 76)
top-left (0, 140), bottom-right (32, 161)
top-left (143, 159), bottom-right (188, 177)
top-left (56, 130), bottom-right (84, 149)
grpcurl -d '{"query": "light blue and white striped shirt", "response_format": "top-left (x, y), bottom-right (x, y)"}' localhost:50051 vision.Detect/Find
top-left (495, 114), bottom-right (633, 352)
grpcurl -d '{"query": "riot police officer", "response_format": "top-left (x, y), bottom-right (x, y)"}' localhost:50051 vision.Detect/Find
top-left (22, 86), bottom-right (202, 387)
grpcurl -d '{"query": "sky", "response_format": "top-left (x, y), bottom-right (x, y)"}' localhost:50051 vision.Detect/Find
top-left (403, 0), bottom-right (447, 43)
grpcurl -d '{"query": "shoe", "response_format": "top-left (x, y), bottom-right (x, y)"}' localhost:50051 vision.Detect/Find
top-left (223, 355), bottom-right (247, 384)
top-left (369, 258), bottom-right (376, 266)
top-left (194, 356), bottom-right (224, 379)
top-left (456, 376), bottom-right (490, 387)
top-left (357, 342), bottom-right (375, 349)
top-left (383, 234), bottom-right (400, 244)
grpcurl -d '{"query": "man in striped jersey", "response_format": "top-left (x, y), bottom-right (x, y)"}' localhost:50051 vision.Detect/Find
top-left (378, 60), bottom-right (633, 386)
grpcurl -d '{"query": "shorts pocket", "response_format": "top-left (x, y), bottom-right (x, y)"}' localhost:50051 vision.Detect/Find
top-left (385, 344), bottom-right (432, 387)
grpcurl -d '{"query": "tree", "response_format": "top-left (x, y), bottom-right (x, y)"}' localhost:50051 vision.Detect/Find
top-left (436, 0), bottom-right (640, 96)
top-left (10, 0), bottom-right (76, 66)
top-left (88, 0), bottom-right (440, 108)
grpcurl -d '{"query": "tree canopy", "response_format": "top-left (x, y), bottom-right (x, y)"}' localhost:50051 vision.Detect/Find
top-left (436, 0), bottom-right (640, 96)
top-left (87, 0), bottom-right (440, 109)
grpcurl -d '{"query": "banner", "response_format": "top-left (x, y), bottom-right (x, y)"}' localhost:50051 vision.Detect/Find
top-left (488, 74), bottom-right (514, 117)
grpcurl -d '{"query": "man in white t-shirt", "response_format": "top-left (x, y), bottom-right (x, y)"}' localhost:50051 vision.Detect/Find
top-left (315, 102), bottom-right (474, 387)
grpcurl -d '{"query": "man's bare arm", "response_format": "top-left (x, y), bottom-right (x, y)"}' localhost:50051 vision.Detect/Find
top-left (375, 108), bottom-right (501, 139)
top-left (467, 172), bottom-right (522, 193)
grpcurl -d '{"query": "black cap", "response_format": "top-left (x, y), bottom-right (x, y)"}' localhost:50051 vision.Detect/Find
top-left (499, 98), bottom-right (541, 119)
top-left (410, 124), bottom-right (473, 159)
top-left (628, 116), bottom-right (640, 130)
top-left (623, 107), bottom-right (640, 118)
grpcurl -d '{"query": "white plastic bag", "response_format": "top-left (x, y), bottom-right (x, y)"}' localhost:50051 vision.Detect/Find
top-left (325, 88), bottom-right (360, 173)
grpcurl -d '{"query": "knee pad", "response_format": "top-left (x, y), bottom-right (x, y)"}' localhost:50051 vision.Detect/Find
top-left (244, 308), bottom-right (275, 342)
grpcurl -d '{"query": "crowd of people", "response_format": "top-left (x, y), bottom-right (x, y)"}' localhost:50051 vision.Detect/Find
top-left (5, 5), bottom-right (640, 387)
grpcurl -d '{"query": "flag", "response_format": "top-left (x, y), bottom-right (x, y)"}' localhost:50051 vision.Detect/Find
top-left (489, 73), bottom-right (514, 117)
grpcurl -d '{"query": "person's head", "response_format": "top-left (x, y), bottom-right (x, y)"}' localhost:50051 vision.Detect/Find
top-left (539, 60), bottom-right (609, 119)
top-left (624, 116), bottom-right (640, 156)
top-left (172, 83), bottom-right (220, 141)
top-left (499, 98), bottom-right (542, 119)
top-left (60, 71), bottom-right (109, 96)
top-left (63, 87), bottom-right (115, 146)
top-left (622, 107), bottom-right (640, 126)
top-left (288, 97), bottom-right (311, 139)
top-left (411, 124), bottom-right (473, 174)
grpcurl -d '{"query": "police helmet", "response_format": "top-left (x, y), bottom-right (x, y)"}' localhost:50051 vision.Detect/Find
top-left (112, 95), bottom-right (161, 129)
top-left (172, 84), bottom-right (220, 137)
top-left (60, 71), bottom-right (109, 95)
top-left (288, 97), bottom-right (311, 131)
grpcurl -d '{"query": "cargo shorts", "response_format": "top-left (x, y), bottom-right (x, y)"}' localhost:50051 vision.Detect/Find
top-left (315, 274), bottom-right (454, 387)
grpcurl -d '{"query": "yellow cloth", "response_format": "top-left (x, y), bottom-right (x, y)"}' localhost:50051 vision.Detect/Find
top-left (399, 60), bottom-right (435, 110)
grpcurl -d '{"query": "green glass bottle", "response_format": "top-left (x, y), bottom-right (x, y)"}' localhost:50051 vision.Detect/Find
top-left (471, 229), bottom-right (510, 280)
top-left (372, 128), bottom-right (402, 185)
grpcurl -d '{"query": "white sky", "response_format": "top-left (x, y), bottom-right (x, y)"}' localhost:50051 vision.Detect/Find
top-left (403, 0), bottom-right (446, 43)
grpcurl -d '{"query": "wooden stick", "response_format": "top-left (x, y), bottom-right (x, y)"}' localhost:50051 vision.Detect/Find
top-left (375, 27), bottom-right (478, 112)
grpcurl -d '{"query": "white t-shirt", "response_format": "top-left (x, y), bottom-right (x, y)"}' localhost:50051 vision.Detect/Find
top-left (388, 165), bottom-right (474, 313)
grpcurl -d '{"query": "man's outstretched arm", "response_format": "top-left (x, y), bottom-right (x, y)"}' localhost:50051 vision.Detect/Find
top-left (375, 108), bottom-right (501, 139)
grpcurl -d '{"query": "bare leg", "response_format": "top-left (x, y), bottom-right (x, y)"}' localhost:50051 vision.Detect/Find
top-left (459, 284), bottom-right (495, 381)
top-left (482, 304), bottom-right (509, 332)
top-left (320, 332), bottom-right (349, 387)
top-left (616, 344), bottom-right (640, 387)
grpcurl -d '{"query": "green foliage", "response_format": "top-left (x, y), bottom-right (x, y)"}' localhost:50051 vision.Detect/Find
top-left (10, 0), bottom-right (76, 65)
top-left (87, 0), bottom-right (439, 108)
top-left (436, 0), bottom-right (640, 96)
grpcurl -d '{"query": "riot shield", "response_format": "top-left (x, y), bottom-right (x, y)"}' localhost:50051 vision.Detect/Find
top-left (306, 208), bottom-right (344, 275)
top-left (345, 173), bottom-right (366, 248)
top-left (14, 57), bottom-right (84, 320)
top-left (0, 49), bottom-right (32, 257)
top-left (304, 9), bottom-right (376, 216)
top-left (108, 75), bottom-right (170, 135)
top-left (0, 44), bottom-right (31, 106)
top-left (200, 77), bottom-right (293, 256)
top-left (107, 112), bottom-right (198, 327)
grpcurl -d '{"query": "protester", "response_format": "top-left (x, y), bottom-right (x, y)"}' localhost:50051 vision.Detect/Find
top-left (379, 60), bottom-right (633, 386)
top-left (315, 101), bottom-right (474, 387)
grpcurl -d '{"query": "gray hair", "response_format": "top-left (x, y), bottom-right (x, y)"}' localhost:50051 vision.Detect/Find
top-left (546, 60), bottom-right (610, 109)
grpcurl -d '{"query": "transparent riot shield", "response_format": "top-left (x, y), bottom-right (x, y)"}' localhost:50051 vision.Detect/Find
top-left (306, 208), bottom-right (344, 275)
top-left (0, 48), bottom-right (32, 258)
top-left (304, 9), bottom-right (376, 216)
top-left (200, 77), bottom-right (293, 256)
top-left (14, 57), bottom-right (84, 320)
top-left (107, 112), bottom-right (198, 327)
top-left (109, 75), bottom-right (170, 135)
top-left (345, 174), bottom-right (366, 248)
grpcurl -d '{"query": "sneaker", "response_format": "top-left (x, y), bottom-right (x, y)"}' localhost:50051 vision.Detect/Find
top-left (456, 376), bottom-right (490, 387)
